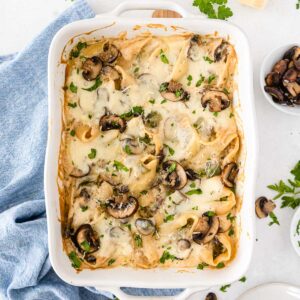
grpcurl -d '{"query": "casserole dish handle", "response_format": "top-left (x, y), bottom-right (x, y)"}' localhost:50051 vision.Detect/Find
top-left (96, 286), bottom-right (208, 300)
top-left (102, 0), bottom-right (202, 18)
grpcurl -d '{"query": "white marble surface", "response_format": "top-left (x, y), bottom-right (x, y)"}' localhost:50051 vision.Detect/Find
top-left (1, 0), bottom-right (300, 299)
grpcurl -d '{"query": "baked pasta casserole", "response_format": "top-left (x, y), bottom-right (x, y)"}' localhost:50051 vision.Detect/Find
top-left (59, 32), bottom-right (241, 270)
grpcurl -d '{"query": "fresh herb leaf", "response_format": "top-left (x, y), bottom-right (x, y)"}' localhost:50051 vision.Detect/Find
top-left (167, 162), bottom-right (177, 173)
top-left (229, 112), bottom-right (234, 118)
top-left (159, 82), bottom-right (169, 92)
top-left (223, 88), bottom-right (230, 95)
top-left (134, 234), bottom-right (143, 247)
top-left (68, 251), bottom-right (81, 269)
top-left (139, 133), bottom-right (151, 144)
top-left (68, 102), bottom-right (77, 108)
top-left (228, 227), bottom-right (234, 236)
top-left (159, 250), bottom-right (176, 263)
top-left (190, 182), bottom-right (196, 188)
top-left (124, 145), bottom-right (132, 155)
top-left (186, 188), bottom-right (202, 195)
top-left (82, 77), bottom-right (102, 91)
top-left (216, 262), bottom-right (225, 269)
top-left (69, 82), bottom-right (78, 93)
top-left (208, 74), bottom-right (216, 84)
top-left (196, 74), bottom-right (205, 87)
top-left (213, 112), bottom-right (219, 117)
top-left (113, 160), bottom-right (129, 172)
top-left (203, 56), bottom-right (214, 64)
top-left (133, 66), bottom-right (139, 74)
top-left (149, 98), bottom-right (155, 104)
top-left (120, 106), bottom-right (144, 119)
top-left (175, 89), bottom-right (183, 98)
top-left (220, 284), bottom-right (231, 292)
top-left (192, 206), bottom-right (199, 210)
top-left (88, 148), bottom-right (96, 159)
top-left (281, 196), bottom-right (300, 209)
top-left (187, 74), bottom-right (193, 86)
top-left (239, 276), bottom-right (247, 283)
top-left (160, 49), bottom-right (169, 64)
top-left (206, 211), bottom-right (215, 217)
top-left (161, 99), bottom-right (167, 104)
top-left (164, 144), bottom-right (175, 156)
top-left (291, 161), bottom-right (300, 180)
top-left (70, 130), bottom-right (75, 136)
top-left (70, 41), bottom-right (87, 58)
top-left (81, 206), bottom-right (88, 212)
top-left (296, 220), bottom-right (300, 235)
top-left (164, 214), bottom-right (174, 222)
top-left (269, 211), bottom-right (280, 226)
top-left (108, 258), bottom-right (116, 266)
top-left (80, 240), bottom-right (91, 252)
top-left (197, 262), bottom-right (208, 270)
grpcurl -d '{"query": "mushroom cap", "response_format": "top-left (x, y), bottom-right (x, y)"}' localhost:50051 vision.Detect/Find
top-left (101, 65), bottom-right (121, 81)
top-left (72, 224), bottom-right (100, 254)
top-left (160, 81), bottom-right (190, 102)
top-left (193, 214), bottom-right (219, 245)
top-left (99, 114), bottom-right (126, 133)
top-left (135, 218), bottom-right (155, 235)
top-left (201, 90), bottom-right (230, 112)
top-left (272, 59), bottom-right (289, 76)
top-left (161, 160), bottom-right (188, 190)
top-left (221, 162), bottom-right (239, 188)
top-left (82, 56), bottom-right (102, 81)
top-left (255, 196), bottom-right (276, 219)
top-left (107, 195), bottom-right (138, 219)
top-left (70, 166), bottom-right (91, 178)
top-left (264, 86), bottom-right (285, 103)
top-left (265, 72), bottom-right (281, 86)
top-left (99, 42), bottom-right (119, 64)
top-left (205, 292), bottom-right (217, 300)
top-left (214, 41), bottom-right (228, 62)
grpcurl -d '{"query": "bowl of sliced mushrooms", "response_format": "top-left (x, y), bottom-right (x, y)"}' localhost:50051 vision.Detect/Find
top-left (261, 44), bottom-right (300, 116)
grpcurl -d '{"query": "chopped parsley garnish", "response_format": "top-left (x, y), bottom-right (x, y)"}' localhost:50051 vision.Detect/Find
top-left (196, 74), bottom-right (205, 87)
top-left (167, 162), bottom-right (177, 173)
top-left (140, 190), bottom-right (148, 195)
top-left (134, 234), bottom-right (143, 247)
top-left (297, 0), bottom-right (300, 9)
top-left (113, 160), bottom-right (129, 172)
top-left (160, 49), bottom-right (169, 64)
top-left (81, 206), bottom-right (88, 212)
top-left (159, 82), bottom-right (169, 92)
top-left (133, 66), bottom-right (139, 74)
top-left (120, 106), bottom-right (144, 119)
top-left (175, 89), bottom-right (183, 98)
top-left (82, 77), bottom-right (102, 91)
top-left (203, 56), bottom-right (214, 64)
top-left (70, 130), bottom-right (75, 136)
top-left (159, 250), bottom-right (176, 263)
top-left (69, 82), bottom-right (78, 93)
top-left (187, 74), bottom-right (193, 86)
top-left (223, 87), bottom-right (230, 95)
top-left (220, 284), bottom-right (231, 292)
top-left (124, 145), bottom-right (132, 155)
top-left (229, 112), bottom-right (234, 118)
top-left (213, 112), bottom-right (219, 117)
top-left (80, 240), bottom-right (91, 252)
top-left (193, 0), bottom-right (233, 21)
top-left (192, 206), bottom-right (199, 210)
top-left (164, 214), bottom-right (174, 223)
top-left (208, 74), bottom-right (216, 84)
top-left (197, 262), bottom-right (208, 270)
top-left (186, 188), bottom-right (202, 195)
top-left (88, 148), bottom-right (97, 159)
top-left (108, 258), bottom-right (116, 266)
top-left (149, 98), bottom-right (155, 104)
top-left (228, 227), bottom-right (235, 236)
top-left (268, 211), bottom-right (280, 226)
top-left (239, 276), bottom-right (247, 283)
top-left (139, 133), bottom-right (151, 144)
top-left (88, 114), bottom-right (92, 119)
top-left (68, 251), bottom-right (81, 269)
top-left (161, 99), bottom-right (167, 104)
top-left (70, 41), bottom-right (87, 58)
top-left (68, 102), bottom-right (77, 108)
top-left (206, 211), bottom-right (215, 217)
top-left (296, 220), bottom-right (300, 235)
top-left (190, 182), bottom-right (196, 188)
top-left (227, 212), bottom-right (235, 222)
top-left (216, 262), bottom-right (225, 269)
top-left (164, 144), bottom-right (175, 156)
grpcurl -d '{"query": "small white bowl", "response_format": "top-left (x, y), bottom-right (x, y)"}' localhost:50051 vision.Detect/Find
top-left (260, 43), bottom-right (300, 116)
top-left (290, 206), bottom-right (300, 257)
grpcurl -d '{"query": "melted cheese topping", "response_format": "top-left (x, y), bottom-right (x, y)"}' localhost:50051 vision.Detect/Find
top-left (60, 33), bottom-right (241, 270)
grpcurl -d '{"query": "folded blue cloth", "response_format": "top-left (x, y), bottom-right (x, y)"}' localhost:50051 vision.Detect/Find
top-left (0, 1), bottom-right (183, 299)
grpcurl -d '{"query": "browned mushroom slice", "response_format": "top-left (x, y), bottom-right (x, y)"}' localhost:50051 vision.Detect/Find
top-left (193, 213), bottom-right (219, 245)
top-left (205, 292), bottom-right (218, 300)
top-left (72, 224), bottom-right (100, 254)
top-left (212, 236), bottom-right (225, 259)
top-left (255, 196), bottom-right (276, 218)
top-left (264, 86), bottom-right (285, 103)
top-left (101, 65), bottom-right (121, 81)
top-left (272, 59), bottom-right (289, 76)
top-left (283, 46), bottom-right (298, 60)
top-left (99, 114), bottom-right (126, 133)
top-left (282, 68), bottom-right (300, 97)
top-left (214, 41), bottom-right (228, 62)
top-left (221, 162), bottom-right (238, 188)
top-left (185, 168), bottom-right (200, 180)
top-left (175, 239), bottom-right (192, 260)
top-left (265, 72), bottom-right (281, 86)
top-left (70, 166), bottom-right (91, 178)
top-left (292, 47), bottom-right (300, 70)
top-left (82, 56), bottom-right (102, 81)
top-left (135, 218), bottom-right (155, 235)
top-left (160, 81), bottom-right (190, 102)
top-left (201, 90), bottom-right (230, 112)
top-left (187, 35), bottom-right (201, 61)
top-left (107, 195), bottom-right (138, 219)
top-left (161, 160), bottom-right (187, 190)
top-left (99, 42), bottom-right (119, 64)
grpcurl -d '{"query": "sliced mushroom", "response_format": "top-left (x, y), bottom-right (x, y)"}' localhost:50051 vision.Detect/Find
top-left (177, 239), bottom-right (191, 251)
top-left (161, 160), bottom-right (187, 190)
top-left (70, 166), bottom-right (91, 178)
top-left (185, 169), bottom-right (200, 180)
top-left (283, 46), bottom-right (298, 60)
top-left (212, 237), bottom-right (224, 259)
top-left (187, 35), bottom-right (201, 61)
top-left (110, 226), bottom-right (126, 238)
top-left (79, 188), bottom-right (90, 201)
top-left (144, 111), bottom-right (162, 128)
top-left (292, 47), bottom-right (300, 70)
top-left (160, 81), bottom-right (190, 102)
top-left (264, 86), bottom-right (285, 103)
top-left (82, 56), bottom-right (102, 81)
top-left (107, 195), bottom-right (138, 219)
top-left (122, 138), bottom-right (145, 155)
top-left (272, 59), bottom-right (288, 76)
top-left (72, 224), bottom-right (100, 254)
top-left (255, 196), bottom-right (276, 218)
top-left (221, 162), bottom-right (238, 188)
top-left (201, 90), bottom-right (230, 112)
top-left (282, 69), bottom-right (300, 97)
top-left (193, 213), bottom-right (219, 245)
top-left (85, 254), bottom-right (97, 264)
top-left (214, 41), bottom-right (228, 62)
top-left (99, 42), bottom-right (119, 64)
top-left (283, 68), bottom-right (298, 83)
top-left (99, 114), bottom-right (126, 133)
top-left (265, 72), bottom-right (281, 86)
top-left (175, 239), bottom-right (192, 260)
top-left (135, 218), bottom-right (155, 235)
top-left (205, 293), bottom-right (217, 300)
top-left (101, 65), bottom-right (121, 81)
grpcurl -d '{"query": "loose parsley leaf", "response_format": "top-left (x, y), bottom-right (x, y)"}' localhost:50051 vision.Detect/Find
top-left (68, 251), bottom-right (81, 269)
top-left (216, 262), bottom-right (225, 269)
top-left (113, 160), bottom-right (129, 172)
top-left (139, 133), bottom-right (151, 144)
top-left (213, 112), bottom-right (219, 117)
top-left (82, 77), bottom-right (102, 91)
top-left (133, 66), bottom-right (139, 74)
top-left (70, 130), bottom-right (75, 136)
top-left (160, 49), bottom-right (169, 64)
top-left (190, 182), bottom-right (196, 188)
top-left (220, 284), bottom-right (231, 292)
top-left (159, 250), bottom-right (176, 263)
top-left (268, 211), bottom-right (280, 226)
top-left (161, 99), bottom-right (167, 104)
top-left (206, 211), bottom-right (215, 217)
top-left (296, 220), bottom-right (300, 235)
top-left (81, 206), bottom-right (88, 212)
top-left (187, 74), bottom-right (193, 86)
top-left (239, 276), bottom-right (247, 282)
top-left (203, 56), bottom-right (214, 64)
top-left (167, 163), bottom-right (177, 173)
top-left (196, 74), bottom-right (205, 87)
top-left (164, 144), bottom-right (175, 156)
top-left (70, 41), bottom-right (87, 58)
top-left (69, 82), bottom-right (78, 93)
top-left (186, 188), bottom-right (202, 195)
top-left (164, 214), bottom-right (174, 223)
top-left (134, 234), bottom-right (143, 247)
top-left (88, 148), bottom-right (96, 159)
top-left (149, 98), bottom-right (155, 104)
top-left (68, 102), bottom-right (77, 108)
top-left (80, 240), bottom-right (91, 252)
top-left (208, 74), bottom-right (216, 84)
top-left (124, 145), bottom-right (132, 155)
top-left (108, 258), bottom-right (116, 266)
top-left (197, 262), bottom-right (208, 270)
top-left (120, 106), bottom-right (144, 120)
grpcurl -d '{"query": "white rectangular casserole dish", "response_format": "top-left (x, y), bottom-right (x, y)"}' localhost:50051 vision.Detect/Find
top-left (45, 1), bottom-right (257, 298)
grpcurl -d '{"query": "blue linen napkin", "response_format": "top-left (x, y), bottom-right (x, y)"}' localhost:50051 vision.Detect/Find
top-left (0, 1), bottom-right (183, 299)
